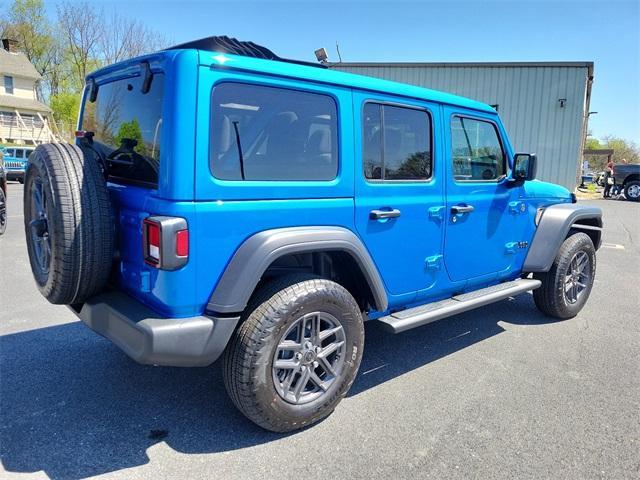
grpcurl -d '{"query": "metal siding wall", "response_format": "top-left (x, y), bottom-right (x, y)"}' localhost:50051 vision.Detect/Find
top-left (334, 65), bottom-right (588, 190)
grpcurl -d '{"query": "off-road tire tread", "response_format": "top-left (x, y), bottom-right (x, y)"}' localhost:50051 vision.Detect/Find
top-left (24, 143), bottom-right (114, 304)
top-left (533, 232), bottom-right (595, 319)
top-left (223, 274), bottom-right (364, 432)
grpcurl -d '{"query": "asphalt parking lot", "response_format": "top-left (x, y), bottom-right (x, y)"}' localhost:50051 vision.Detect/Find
top-left (1, 182), bottom-right (639, 480)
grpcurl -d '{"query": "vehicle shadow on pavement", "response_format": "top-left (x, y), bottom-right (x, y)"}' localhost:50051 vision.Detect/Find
top-left (0, 294), bottom-right (555, 478)
top-left (351, 293), bottom-right (556, 395)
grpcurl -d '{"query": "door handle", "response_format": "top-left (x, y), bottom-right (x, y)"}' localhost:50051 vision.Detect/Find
top-left (451, 205), bottom-right (474, 214)
top-left (369, 209), bottom-right (401, 220)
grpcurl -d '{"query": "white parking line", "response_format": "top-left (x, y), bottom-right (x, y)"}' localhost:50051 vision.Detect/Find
top-left (601, 243), bottom-right (625, 250)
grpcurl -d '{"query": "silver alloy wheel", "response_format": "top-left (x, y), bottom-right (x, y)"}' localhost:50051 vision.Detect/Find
top-left (564, 250), bottom-right (590, 304)
top-left (28, 177), bottom-right (51, 275)
top-left (272, 311), bottom-right (346, 405)
top-left (627, 184), bottom-right (640, 199)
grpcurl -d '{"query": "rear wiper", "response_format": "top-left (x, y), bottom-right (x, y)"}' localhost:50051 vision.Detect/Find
top-left (232, 120), bottom-right (246, 180)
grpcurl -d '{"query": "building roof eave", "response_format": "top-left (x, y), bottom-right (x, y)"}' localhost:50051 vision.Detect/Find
top-left (0, 94), bottom-right (52, 113)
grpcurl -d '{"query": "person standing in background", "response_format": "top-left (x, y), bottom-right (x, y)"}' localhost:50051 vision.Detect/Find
top-left (603, 160), bottom-right (615, 198)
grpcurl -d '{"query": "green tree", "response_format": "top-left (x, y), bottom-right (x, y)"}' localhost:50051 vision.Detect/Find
top-left (584, 137), bottom-right (602, 150)
top-left (113, 119), bottom-right (147, 155)
top-left (50, 92), bottom-right (80, 136)
top-left (601, 136), bottom-right (640, 164)
top-left (3, 0), bottom-right (56, 96)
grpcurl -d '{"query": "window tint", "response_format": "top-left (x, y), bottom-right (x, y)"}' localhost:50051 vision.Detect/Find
top-left (362, 102), bottom-right (432, 181)
top-left (4, 76), bottom-right (14, 95)
top-left (81, 73), bottom-right (164, 186)
top-left (210, 83), bottom-right (338, 181)
top-left (451, 116), bottom-right (505, 181)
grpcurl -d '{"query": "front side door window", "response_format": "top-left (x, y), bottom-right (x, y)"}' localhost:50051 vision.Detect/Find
top-left (451, 116), bottom-right (505, 182)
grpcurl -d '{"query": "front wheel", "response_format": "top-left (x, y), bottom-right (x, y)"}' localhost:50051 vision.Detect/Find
top-left (624, 180), bottom-right (640, 202)
top-left (223, 274), bottom-right (364, 432)
top-left (533, 233), bottom-right (596, 319)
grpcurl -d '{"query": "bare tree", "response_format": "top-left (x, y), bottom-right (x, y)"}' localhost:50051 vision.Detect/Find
top-left (98, 11), bottom-right (168, 64)
top-left (57, 1), bottom-right (103, 91)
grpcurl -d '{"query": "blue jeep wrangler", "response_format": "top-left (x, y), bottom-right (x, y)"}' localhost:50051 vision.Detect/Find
top-left (3, 146), bottom-right (33, 183)
top-left (24, 37), bottom-right (602, 432)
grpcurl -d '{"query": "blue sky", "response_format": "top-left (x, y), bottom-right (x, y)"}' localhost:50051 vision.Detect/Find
top-left (49, 0), bottom-right (640, 142)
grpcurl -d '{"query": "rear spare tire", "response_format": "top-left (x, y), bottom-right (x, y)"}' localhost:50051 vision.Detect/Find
top-left (23, 143), bottom-right (114, 304)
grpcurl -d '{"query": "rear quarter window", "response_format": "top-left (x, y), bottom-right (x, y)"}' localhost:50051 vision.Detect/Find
top-left (210, 83), bottom-right (339, 181)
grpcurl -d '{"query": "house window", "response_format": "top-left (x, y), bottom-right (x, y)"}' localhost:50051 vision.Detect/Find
top-left (4, 76), bottom-right (14, 95)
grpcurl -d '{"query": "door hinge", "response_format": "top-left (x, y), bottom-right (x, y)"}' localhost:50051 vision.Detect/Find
top-left (428, 206), bottom-right (446, 220)
top-left (425, 254), bottom-right (443, 270)
top-left (509, 201), bottom-right (527, 214)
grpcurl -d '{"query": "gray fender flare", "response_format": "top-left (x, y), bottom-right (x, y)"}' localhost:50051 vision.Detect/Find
top-left (523, 203), bottom-right (603, 272)
top-left (206, 226), bottom-right (388, 314)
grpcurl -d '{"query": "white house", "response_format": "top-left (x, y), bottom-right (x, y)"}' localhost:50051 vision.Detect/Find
top-left (0, 38), bottom-right (55, 145)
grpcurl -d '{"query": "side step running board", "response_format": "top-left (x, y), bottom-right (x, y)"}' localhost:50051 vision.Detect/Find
top-left (378, 278), bottom-right (542, 333)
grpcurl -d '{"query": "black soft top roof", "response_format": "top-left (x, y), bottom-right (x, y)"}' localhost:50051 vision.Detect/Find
top-left (166, 35), bottom-right (326, 69)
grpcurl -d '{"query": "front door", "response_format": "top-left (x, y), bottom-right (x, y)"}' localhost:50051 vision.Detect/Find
top-left (354, 93), bottom-right (445, 306)
top-left (443, 109), bottom-right (525, 283)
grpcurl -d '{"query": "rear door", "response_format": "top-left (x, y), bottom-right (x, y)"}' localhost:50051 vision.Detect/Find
top-left (353, 92), bottom-right (446, 307)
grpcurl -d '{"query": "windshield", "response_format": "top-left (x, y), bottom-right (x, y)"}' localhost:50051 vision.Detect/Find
top-left (81, 73), bottom-right (164, 187)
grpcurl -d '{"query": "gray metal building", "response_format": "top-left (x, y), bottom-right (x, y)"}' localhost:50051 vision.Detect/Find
top-left (332, 62), bottom-right (594, 190)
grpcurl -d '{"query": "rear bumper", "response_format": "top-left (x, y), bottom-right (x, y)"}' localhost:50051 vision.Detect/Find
top-left (70, 291), bottom-right (239, 367)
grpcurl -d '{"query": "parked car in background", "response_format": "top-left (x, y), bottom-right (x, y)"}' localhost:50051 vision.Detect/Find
top-left (0, 148), bottom-right (6, 235)
top-left (3, 146), bottom-right (34, 183)
top-left (23, 36), bottom-right (602, 432)
top-left (611, 163), bottom-right (640, 201)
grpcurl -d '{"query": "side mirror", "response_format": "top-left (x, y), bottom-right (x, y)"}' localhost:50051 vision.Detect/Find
top-left (512, 153), bottom-right (537, 182)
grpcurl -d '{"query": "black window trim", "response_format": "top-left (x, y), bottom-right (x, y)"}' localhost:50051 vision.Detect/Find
top-left (361, 99), bottom-right (434, 184)
top-left (450, 113), bottom-right (508, 184)
top-left (209, 79), bottom-right (341, 183)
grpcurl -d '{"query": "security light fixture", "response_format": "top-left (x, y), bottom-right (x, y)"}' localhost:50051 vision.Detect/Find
top-left (315, 47), bottom-right (328, 64)
top-left (558, 98), bottom-right (567, 108)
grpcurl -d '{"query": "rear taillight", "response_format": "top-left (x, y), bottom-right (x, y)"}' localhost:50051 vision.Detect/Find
top-left (143, 218), bottom-right (161, 266)
top-left (176, 229), bottom-right (189, 257)
top-left (143, 216), bottom-right (189, 270)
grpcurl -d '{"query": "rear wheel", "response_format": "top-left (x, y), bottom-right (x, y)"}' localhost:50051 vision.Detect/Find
top-left (533, 233), bottom-right (596, 319)
top-left (223, 274), bottom-right (364, 432)
top-left (624, 180), bottom-right (640, 202)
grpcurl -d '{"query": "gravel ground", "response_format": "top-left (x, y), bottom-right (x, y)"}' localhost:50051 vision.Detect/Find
top-left (1, 183), bottom-right (639, 480)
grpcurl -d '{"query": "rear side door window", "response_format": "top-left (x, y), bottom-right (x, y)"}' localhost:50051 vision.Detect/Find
top-left (210, 82), bottom-right (339, 181)
top-left (451, 116), bottom-right (505, 181)
top-left (363, 103), bottom-right (432, 181)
